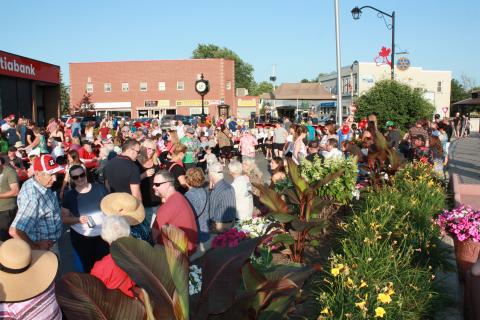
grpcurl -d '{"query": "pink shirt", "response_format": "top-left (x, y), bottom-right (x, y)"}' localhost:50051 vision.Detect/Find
top-left (240, 135), bottom-right (257, 157)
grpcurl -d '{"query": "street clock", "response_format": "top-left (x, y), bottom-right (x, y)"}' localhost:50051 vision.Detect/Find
top-left (195, 74), bottom-right (210, 96)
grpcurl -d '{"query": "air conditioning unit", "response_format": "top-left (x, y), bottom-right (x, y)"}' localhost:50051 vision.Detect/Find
top-left (236, 88), bottom-right (248, 97)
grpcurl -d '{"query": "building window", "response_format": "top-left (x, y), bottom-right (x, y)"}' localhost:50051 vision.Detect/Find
top-left (122, 83), bottom-right (129, 92)
top-left (104, 83), bottom-right (112, 93)
top-left (140, 82), bottom-right (148, 92)
top-left (177, 81), bottom-right (184, 91)
top-left (86, 83), bottom-right (93, 93)
top-left (437, 81), bottom-right (442, 93)
top-left (226, 81), bottom-right (232, 90)
top-left (158, 82), bottom-right (166, 91)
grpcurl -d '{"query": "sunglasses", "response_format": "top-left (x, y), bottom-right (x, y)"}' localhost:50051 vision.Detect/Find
top-left (153, 180), bottom-right (173, 187)
top-left (71, 172), bottom-right (86, 180)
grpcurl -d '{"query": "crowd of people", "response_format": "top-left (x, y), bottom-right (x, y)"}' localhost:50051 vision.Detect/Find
top-left (0, 110), bottom-right (466, 318)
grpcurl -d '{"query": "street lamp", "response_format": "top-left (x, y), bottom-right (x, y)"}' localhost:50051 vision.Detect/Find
top-left (195, 73), bottom-right (209, 122)
top-left (351, 5), bottom-right (395, 80)
top-left (349, 60), bottom-right (358, 115)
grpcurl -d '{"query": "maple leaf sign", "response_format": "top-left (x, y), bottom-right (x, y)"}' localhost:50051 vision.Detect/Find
top-left (379, 46), bottom-right (391, 58)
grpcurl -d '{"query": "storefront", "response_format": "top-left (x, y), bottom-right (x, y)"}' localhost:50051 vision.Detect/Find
top-left (0, 50), bottom-right (60, 127)
top-left (236, 97), bottom-right (258, 119)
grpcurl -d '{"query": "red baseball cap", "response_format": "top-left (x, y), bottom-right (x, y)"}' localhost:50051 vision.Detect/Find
top-left (342, 124), bottom-right (350, 135)
top-left (33, 155), bottom-right (63, 174)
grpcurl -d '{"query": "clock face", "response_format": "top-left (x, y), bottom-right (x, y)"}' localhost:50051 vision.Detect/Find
top-left (196, 81), bottom-right (207, 92)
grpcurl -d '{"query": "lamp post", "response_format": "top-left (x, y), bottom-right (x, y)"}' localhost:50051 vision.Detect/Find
top-left (195, 73), bottom-right (209, 123)
top-left (351, 5), bottom-right (395, 80)
top-left (334, 0), bottom-right (343, 126)
top-left (349, 60), bottom-right (358, 115)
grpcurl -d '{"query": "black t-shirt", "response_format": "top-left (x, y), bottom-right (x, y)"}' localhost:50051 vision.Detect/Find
top-left (25, 128), bottom-right (34, 144)
top-left (136, 161), bottom-right (161, 207)
top-left (167, 161), bottom-right (187, 194)
top-left (104, 155), bottom-right (141, 193)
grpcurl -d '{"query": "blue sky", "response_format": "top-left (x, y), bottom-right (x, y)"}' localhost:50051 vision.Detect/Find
top-left (1, 0), bottom-right (479, 87)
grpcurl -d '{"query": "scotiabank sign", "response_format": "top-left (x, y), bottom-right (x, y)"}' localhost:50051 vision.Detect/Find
top-left (0, 50), bottom-right (60, 84)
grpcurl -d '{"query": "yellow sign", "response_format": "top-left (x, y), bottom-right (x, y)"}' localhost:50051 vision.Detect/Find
top-left (176, 100), bottom-right (211, 107)
top-left (158, 100), bottom-right (170, 107)
top-left (237, 98), bottom-right (257, 107)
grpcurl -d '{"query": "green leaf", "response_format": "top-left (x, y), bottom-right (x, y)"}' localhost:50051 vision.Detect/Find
top-left (308, 224), bottom-right (327, 236)
top-left (242, 263), bottom-right (268, 312)
top-left (194, 236), bottom-right (266, 320)
top-left (257, 296), bottom-right (294, 320)
top-left (161, 226), bottom-right (190, 320)
top-left (252, 183), bottom-right (289, 214)
top-left (287, 158), bottom-right (308, 194)
top-left (56, 272), bottom-right (145, 320)
top-left (111, 237), bottom-right (176, 319)
top-left (271, 233), bottom-right (295, 245)
top-left (269, 213), bottom-right (295, 223)
top-left (310, 169), bottom-right (345, 190)
top-left (283, 188), bottom-right (300, 205)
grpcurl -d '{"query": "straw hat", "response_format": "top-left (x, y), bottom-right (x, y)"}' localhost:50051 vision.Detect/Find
top-left (0, 239), bottom-right (58, 302)
top-left (100, 193), bottom-right (145, 226)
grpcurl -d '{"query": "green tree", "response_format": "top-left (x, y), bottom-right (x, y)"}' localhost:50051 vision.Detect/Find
top-left (250, 81), bottom-right (273, 96)
top-left (355, 80), bottom-right (435, 131)
top-left (60, 73), bottom-right (70, 115)
top-left (192, 44), bottom-right (256, 93)
top-left (450, 79), bottom-right (469, 104)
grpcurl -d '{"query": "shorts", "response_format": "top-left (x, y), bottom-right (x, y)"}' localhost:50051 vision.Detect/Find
top-left (220, 146), bottom-right (233, 158)
top-left (273, 143), bottom-right (284, 151)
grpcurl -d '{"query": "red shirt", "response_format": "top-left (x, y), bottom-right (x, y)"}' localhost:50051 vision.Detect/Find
top-left (79, 147), bottom-right (96, 160)
top-left (153, 192), bottom-right (198, 255)
top-left (91, 254), bottom-right (136, 297)
top-left (99, 127), bottom-right (110, 139)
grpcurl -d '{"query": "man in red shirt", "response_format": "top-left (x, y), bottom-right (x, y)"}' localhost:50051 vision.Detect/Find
top-left (152, 170), bottom-right (198, 255)
top-left (98, 122), bottom-right (110, 140)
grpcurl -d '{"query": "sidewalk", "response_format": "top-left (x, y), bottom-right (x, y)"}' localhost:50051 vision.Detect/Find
top-left (449, 133), bottom-right (480, 209)
top-left (434, 133), bottom-right (480, 320)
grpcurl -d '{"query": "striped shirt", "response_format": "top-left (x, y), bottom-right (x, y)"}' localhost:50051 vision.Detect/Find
top-left (11, 178), bottom-right (62, 242)
top-left (209, 179), bottom-right (236, 223)
top-left (0, 284), bottom-right (62, 320)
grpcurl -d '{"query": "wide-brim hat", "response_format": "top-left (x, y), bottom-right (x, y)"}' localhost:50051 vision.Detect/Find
top-left (0, 239), bottom-right (58, 302)
top-left (14, 141), bottom-right (24, 148)
top-left (100, 193), bottom-right (145, 226)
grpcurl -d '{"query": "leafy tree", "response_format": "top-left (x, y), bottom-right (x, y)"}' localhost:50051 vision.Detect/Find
top-left (60, 73), bottom-right (70, 115)
top-left (250, 81), bottom-right (273, 96)
top-left (192, 44), bottom-right (255, 93)
top-left (355, 80), bottom-right (435, 131)
top-left (450, 79), bottom-right (469, 104)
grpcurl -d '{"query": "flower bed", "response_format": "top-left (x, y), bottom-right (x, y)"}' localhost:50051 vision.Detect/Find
top-left (316, 163), bottom-right (447, 319)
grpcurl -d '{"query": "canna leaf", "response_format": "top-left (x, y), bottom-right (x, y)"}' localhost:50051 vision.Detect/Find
top-left (269, 213), bottom-right (295, 223)
top-left (252, 183), bottom-right (289, 214)
top-left (271, 233), bottom-right (295, 245)
top-left (56, 272), bottom-right (145, 320)
top-left (287, 158), bottom-right (309, 194)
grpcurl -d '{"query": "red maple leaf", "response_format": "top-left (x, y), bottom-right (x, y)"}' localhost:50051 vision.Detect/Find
top-left (379, 46), bottom-right (391, 58)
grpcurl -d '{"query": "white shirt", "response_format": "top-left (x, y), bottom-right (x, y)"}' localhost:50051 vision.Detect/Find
top-left (231, 175), bottom-right (253, 221)
top-left (176, 125), bottom-right (185, 139)
top-left (323, 148), bottom-right (344, 160)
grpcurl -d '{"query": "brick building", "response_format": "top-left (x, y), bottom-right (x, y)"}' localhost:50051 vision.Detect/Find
top-left (69, 58), bottom-right (235, 118)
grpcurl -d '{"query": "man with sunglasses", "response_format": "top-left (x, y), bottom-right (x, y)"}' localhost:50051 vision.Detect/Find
top-left (104, 139), bottom-right (142, 202)
top-left (151, 170), bottom-right (198, 255)
top-left (9, 155), bottom-right (63, 253)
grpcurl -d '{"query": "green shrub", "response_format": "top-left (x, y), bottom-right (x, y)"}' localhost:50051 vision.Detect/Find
top-left (301, 157), bottom-right (357, 204)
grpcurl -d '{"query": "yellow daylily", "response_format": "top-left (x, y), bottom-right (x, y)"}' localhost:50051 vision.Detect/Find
top-left (387, 288), bottom-right (395, 296)
top-left (375, 307), bottom-right (386, 318)
top-left (377, 293), bottom-right (392, 304)
top-left (331, 268), bottom-right (340, 277)
top-left (320, 307), bottom-right (333, 316)
top-left (346, 277), bottom-right (355, 288)
top-left (355, 301), bottom-right (367, 311)
top-left (359, 280), bottom-right (368, 289)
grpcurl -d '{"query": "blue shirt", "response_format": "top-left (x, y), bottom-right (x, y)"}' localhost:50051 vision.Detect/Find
top-left (185, 187), bottom-right (210, 242)
top-left (209, 179), bottom-right (236, 223)
top-left (12, 178), bottom-right (62, 242)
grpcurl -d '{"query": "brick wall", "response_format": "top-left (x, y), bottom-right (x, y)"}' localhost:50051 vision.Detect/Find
top-left (69, 58), bottom-right (236, 117)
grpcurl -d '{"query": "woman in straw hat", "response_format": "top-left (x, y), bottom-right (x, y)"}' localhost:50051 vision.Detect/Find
top-left (100, 192), bottom-right (152, 244)
top-left (0, 238), bottom-right (61, 319)
top-left (90, 215), bottom-right (136, 297)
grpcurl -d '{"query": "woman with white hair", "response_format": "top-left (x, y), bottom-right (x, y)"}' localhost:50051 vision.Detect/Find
top-left (90, 215), bottom-right (136, 298)
top-left (228, 160), bottom-right (253, 221)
